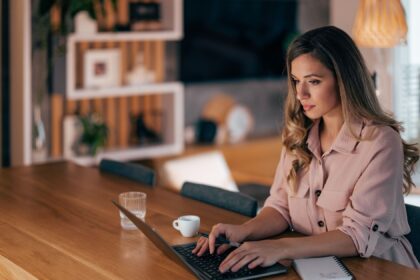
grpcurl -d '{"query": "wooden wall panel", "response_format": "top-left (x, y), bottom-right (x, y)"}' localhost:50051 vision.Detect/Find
top-left (153, 41), bottom-right (165, 132)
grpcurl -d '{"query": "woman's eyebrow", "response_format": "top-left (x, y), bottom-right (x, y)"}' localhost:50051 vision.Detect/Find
top-left (291, 73), bottom-right (324, 79)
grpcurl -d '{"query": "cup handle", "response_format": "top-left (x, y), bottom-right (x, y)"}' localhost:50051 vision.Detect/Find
top-left (172, 220), bottom-right (179, 231)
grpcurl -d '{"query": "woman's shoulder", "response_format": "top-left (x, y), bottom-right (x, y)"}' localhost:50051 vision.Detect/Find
top-left (363, 121), bottom-right (402, 148)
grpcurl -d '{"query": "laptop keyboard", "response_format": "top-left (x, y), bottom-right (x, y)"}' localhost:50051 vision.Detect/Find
top-left (174, 243), bottom-right (265, 279)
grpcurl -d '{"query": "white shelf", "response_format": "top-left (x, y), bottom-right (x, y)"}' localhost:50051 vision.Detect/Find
top-left (63, 0), bottom-right (185, 166)
top-left (68, 30), bottom-right (182, 42)
top-left (68, 82), bottom-right (184, 100)
top-left (71, 142), bottom-right (184, 166)
top-left (65, 86), bottom-right (185, 166)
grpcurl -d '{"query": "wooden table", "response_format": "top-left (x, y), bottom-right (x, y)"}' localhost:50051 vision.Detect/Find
top-left (0, 162), bottom-right (419, 279)
top-left (148, 136), bottom-right (283, 187)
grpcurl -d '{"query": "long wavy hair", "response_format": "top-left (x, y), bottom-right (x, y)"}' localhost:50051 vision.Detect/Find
top-left (282, 26), bottom-right (419, 194)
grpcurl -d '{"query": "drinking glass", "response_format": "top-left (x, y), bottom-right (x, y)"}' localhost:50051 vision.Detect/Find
top-left (118, 192), bottom-right (146, 230)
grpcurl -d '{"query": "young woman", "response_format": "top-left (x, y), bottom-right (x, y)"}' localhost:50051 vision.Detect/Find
top-left (192, 26), bottom-right (420, 271)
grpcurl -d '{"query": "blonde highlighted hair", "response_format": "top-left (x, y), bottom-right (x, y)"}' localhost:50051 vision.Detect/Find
top-left (282, 26), bottom-right (419, 194)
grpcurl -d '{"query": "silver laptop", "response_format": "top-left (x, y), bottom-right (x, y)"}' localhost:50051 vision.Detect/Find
top-left (113, 201), bottom-right (287, 280)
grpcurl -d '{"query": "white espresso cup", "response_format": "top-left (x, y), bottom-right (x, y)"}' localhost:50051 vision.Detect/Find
top-left (172, 215), bottom-right (200, 237)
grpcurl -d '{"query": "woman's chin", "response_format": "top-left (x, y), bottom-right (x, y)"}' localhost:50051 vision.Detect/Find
top-left (303, 111), bottom-right (320, 120)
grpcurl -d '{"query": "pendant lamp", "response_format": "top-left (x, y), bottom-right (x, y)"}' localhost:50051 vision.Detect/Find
top-left (352, 0), bottom-right (408, 48)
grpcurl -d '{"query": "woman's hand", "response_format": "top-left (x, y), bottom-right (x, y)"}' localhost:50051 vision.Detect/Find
top-left (219, 239), bottom-right (289, 273)
top-left (192, 223), bottom-right (249, 256)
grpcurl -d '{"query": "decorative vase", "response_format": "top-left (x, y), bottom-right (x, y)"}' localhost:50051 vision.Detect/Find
top-left (32, 105), bottom-right (48, 162)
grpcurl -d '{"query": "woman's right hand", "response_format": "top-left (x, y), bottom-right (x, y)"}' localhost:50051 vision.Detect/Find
top-left (192, 223), bottom-right (249, 256)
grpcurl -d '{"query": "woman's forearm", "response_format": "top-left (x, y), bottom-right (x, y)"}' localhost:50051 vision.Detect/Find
top-left (242, 207), bottom-right (289, 241)
top-left (281, 230), bottom-right (358, 259)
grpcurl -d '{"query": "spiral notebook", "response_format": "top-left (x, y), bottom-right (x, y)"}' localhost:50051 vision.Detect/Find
top-left (293, 256), bottom-right (354, 280)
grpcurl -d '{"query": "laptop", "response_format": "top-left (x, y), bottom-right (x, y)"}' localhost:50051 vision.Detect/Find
top-left (112, 201), bottom-right (287, 280)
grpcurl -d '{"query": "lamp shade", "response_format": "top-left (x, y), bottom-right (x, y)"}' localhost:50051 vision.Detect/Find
top-left (352, 0), bottom-right (408, 48)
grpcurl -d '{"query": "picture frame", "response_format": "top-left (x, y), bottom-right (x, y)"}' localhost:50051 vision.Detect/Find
top-left (84, 49), bottom-right (121, 89)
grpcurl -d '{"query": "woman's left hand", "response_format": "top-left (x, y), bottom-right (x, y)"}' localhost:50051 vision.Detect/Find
top-left (219, 239), bottom-right (289, 273)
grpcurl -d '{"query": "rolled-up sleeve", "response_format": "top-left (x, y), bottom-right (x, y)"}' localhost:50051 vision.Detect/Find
top-left (263, 149), bottom-right (292, 227)
top-left (337, 129), bottom-right (404, 258)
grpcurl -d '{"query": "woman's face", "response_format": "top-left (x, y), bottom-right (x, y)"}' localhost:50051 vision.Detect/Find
top-left (291, 53), bottom-right (341, 120)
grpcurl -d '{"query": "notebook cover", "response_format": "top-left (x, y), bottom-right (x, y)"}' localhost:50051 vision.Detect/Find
top-left (293, 256), bottom-right (354, 280)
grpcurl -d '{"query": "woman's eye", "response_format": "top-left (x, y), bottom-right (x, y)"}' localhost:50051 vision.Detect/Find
top-left (309, 80), bottom-right (320, 85)
top-left (292, 79), bottom-right (299, 84)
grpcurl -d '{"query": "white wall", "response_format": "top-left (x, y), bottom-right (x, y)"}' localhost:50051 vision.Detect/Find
top-left (330, 0), bottom-right (394, 113)
top-left (408, 0), bottom-right (420, 64)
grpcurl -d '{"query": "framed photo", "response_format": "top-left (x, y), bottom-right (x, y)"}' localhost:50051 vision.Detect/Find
top-left (84, 49), bottom-right (121, 89)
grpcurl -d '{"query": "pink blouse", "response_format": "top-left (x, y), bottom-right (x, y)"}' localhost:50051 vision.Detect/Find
top-left (264, 119), bottom-right (420, 269)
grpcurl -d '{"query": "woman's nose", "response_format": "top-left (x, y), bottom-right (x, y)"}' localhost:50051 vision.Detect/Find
top-left (296, 84), bottom-right (309, 100)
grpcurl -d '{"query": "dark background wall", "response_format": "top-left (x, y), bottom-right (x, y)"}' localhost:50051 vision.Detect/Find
top-left (180, 0), bottom-right (297, 83)
top-left (178, 0), bottom-right (329, 138)
top-left (1, 0), bottom-right (10, 167)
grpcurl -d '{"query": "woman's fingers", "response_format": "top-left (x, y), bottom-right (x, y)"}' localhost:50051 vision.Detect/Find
top-left (208, 224), bottom-right (224, 254)
top-left (219, 247), bottom-right (256, 273)
top-left (247, 256), bottom-right (265, 269)
top-left (219, 247), bottom-right (246, 272)
top-left (197, 238), bottom-right (209, 256)
top-left (230, 254), bottom-right (259, 272)
top-left (216, 244), bottom-right (231, 255)
top-left (192, 237), bottom-right (207, 254)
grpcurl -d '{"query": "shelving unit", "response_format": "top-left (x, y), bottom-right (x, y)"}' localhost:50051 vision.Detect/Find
top-left (60, 0), bottom-right (184, 166)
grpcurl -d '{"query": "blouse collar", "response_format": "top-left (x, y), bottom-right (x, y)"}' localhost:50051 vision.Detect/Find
top-left (307, 118), bottom-right (365, 158)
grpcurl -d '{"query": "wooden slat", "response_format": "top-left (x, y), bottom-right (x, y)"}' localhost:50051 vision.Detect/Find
top-left (92, 41), bottom-right (104, 116)
top-left (153, 41), bottom-right (165, 132)
top-left (117, 0), bottom-right (129, 26)
top-left (129, 41), bottom-right (141, 116)
top-left (105, 41), bottom-right (117, 147)
top-left (76, 41), bottom-right (89, 89)
top-left (143, 41), bottom-right (153, 128)
top-left (105, 98), bottom-right (116, 147)
top-left (118, 96), bottom-right (129, 148)
top-left (118, 40), bottom-right (129, 148)
top-left (79, 100), bottom-right (91, 116)
top-left (51, 94), bottom-right (63, 158)
top-left (66, 100), bottom-right (78, 115)
top-left (78, 41), bottom-right (91, 115)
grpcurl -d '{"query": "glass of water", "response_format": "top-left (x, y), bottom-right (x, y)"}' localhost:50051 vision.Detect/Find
top-left (118, 192), bottom-right (146, 230)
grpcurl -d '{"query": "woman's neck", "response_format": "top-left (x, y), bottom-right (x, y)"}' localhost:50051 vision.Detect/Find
top-left (320, 107), bottom-right (344, 139)
top-left (320, 117), bottom-right (344, 139)
top-left (319, 109), bottom-right (344, 154)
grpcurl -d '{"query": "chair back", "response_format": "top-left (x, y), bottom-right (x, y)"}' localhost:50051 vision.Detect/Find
top-left (99, 159), bottom-right (155, 187)
top-left (180, 182), bottom-right (258, 217)
top-left (405, 203), bottom-right (420, 262)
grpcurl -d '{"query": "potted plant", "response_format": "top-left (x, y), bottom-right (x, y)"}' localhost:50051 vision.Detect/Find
top-left (77, 114), bottom-right (108, 156)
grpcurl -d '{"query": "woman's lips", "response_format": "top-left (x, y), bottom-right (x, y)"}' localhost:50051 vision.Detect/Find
top-left (302, 105), bottom-right (315, 111)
